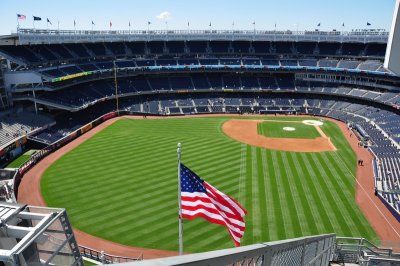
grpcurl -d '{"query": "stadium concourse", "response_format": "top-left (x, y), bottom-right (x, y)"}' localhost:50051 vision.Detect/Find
top-left (1, 27), bottom-right (400, 264)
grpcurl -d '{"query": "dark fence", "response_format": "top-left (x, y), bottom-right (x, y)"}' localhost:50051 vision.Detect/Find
top-left (79, 245), bottom-right (142, 264)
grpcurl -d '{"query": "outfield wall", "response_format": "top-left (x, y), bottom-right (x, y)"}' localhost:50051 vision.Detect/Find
top-left (13, 111), bottom-right (119, 198)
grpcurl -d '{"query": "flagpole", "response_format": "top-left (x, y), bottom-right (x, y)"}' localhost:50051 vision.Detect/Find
top-left (177, 142), bottom-right (183, 255)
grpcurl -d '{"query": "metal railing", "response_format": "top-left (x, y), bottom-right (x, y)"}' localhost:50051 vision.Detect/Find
top-left (334, 237), bottom-right (400, 265)
top-left (117, 234), bottom-right (336, 266)
top-left (79, 245), bottom-right (143, 264)
top-left (16, 28), bottom-right (388, 44)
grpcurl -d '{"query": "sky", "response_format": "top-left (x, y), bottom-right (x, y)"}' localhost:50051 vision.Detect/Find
top-left (0, 0), bottom-right (396, 35)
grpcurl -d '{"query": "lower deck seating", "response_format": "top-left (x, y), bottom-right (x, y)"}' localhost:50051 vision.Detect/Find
top-left (0, 112), bottom-right (54, 147)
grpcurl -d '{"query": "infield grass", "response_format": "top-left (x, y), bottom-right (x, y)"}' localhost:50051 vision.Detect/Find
top-left (257, 121), bottom-right (321, 139)
top-left (41, 116), bottom-right (378, 252)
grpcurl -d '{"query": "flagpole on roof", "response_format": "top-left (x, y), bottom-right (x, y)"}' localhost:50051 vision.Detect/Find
top-left (177, 142), bottom-right (183, 255)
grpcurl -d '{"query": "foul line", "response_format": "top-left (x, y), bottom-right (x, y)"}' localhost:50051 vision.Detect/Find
top-left (332, 152), bottom-right (400, 239)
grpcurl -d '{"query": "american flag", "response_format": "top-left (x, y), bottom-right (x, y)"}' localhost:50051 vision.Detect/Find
top-left (17, 14), bottom-right (26, 20)
top-left (180, 163), bottom-right (247, 246)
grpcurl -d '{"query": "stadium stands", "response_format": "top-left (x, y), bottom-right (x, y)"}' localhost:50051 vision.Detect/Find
top-left (0, 111), bottom-right (54, 146)
top-left (1, 30), bottom-right (400, 222)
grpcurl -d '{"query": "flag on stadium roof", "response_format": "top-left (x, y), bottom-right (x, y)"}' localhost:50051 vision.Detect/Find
top-left (342, 22), bottom-right (345, 27)
top-left (17, 14), bottom-right (26, 20)
top-left (74, 20), bottom-right (76, 27)
top-left (180, 163), bottom-right (247, 247)
top-left (33, 16), bottom-right (41, 21)
top-left (148, 21), bottom-right (151, 25)
top-left (367, 22), bottom-right (371, 26)
top-left (47, 18), bottom-right (52, 25)
top-left (110, 21), bottom-right (112, 28)
top-left (129, 21), bottom-right (131, 27)
top-left (317, 22), bottom-right (321, 27)
top-left (92, 21), bottom-right (95, 25)
top-left (209, 22), bottom-right (211, 27)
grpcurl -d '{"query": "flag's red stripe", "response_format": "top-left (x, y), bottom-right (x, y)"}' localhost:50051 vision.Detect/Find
top-left (181, 204), bottom-right (246, 231)
top-left (181, 204), bottom-right (245, 233)
top-left (181, 197), bottom-right (245, 222)
top-left (181, 195), bottom-right (212, 204)
top-left (204, 182), bottom-right (247, 217)
top-left (181, 195), bottom-right (244, 222)
top-left (182, 212), bottom-right (244, 241)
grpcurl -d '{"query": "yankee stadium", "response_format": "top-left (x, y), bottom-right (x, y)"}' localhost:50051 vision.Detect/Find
top-left (0, 0), bottom-right (400, 265)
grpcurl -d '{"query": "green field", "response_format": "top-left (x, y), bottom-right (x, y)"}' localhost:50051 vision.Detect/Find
top-left (6, 150), bottom-right (37, 168)
top-left (41, 117), bottom-right (378, 253)
top-left (257, 121), bottom-right (321, 139)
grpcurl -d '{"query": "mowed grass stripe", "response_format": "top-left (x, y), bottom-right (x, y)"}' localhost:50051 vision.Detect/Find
top-left (244, 145), bottom-right (254, 243)
top-left (238, 144), bottom-right (247, 211)
top-left (41, 117), bottom-right (378, 252)
top-left (289, 152), bottom-right (324, 234)
top-left (276, 152), bottom-right (302, 238)
top-left (261, 149), bottom-right (278, 240)
top-left (309, 153), bottom-right (353, 236)
top-left (271, 151), bottom-right (295, 239)
top-left (298, 153), bottom-right (336, 233)
top-left (256, 147), bottom-right (268, 241)
top-left (251, 147), bottom-right (262, 242)
top-left (281, 152), bottom-right (310, 236)
top-left (315, 153), bottom-right (363, 236)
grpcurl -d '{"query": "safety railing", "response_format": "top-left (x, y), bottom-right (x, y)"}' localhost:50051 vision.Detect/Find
top-left (117, 234), bottom-right (336, 266)
top-left (79, 245), bottom-right (143, 264)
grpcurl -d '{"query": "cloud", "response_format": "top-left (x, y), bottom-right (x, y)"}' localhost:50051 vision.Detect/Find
top-left (156, 11), bottom-right (171, 20)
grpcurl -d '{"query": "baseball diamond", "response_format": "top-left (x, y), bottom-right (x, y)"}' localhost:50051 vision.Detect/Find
top-left (34, 116), bottom-right (378, 253)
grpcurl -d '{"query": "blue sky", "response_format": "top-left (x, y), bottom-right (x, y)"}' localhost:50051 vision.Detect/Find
top-left (0, 0), bottom-right (396, 35)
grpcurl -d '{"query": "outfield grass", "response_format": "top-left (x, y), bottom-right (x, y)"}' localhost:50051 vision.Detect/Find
top-left (41, 117), bottom-right (378, 252)
top-left (6, 150), bottom-right (37, 168)
top-left (257, 121), bottom-right (321, 139)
